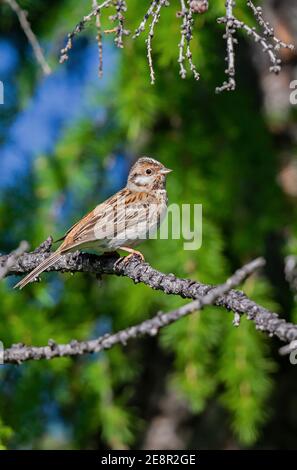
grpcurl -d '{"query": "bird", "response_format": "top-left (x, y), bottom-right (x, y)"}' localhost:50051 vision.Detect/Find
top-left (14, 157), bottom-right (172, 289)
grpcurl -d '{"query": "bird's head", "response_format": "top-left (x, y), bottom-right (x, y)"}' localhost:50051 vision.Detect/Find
top-left (127, 157), bottom-right (172, 192)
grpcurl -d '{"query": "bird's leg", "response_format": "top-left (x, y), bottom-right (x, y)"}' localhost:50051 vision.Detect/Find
top-left (120, 246), bottom-right (145, 261)
top-left (114, 246), bottom-right (145, 268)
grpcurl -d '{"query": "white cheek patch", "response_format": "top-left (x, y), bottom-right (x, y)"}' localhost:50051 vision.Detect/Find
top-left (135, 175), bottom-right (154, 186)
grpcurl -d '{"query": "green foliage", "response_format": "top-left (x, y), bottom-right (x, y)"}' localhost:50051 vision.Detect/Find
top-left (0, 418), bottom-right (13, 450)
top-left (218, 277), bottom-right (278, 445)
top-left (0, 0), bottom-right (296, 450)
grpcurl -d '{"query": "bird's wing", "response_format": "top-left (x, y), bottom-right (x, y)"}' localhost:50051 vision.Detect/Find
top-left (55, 219), bottom-right (82, 242)
top-left (59, 189), bottom-right (151, 252)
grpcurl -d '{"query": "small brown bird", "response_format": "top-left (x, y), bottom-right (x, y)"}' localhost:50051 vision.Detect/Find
top-left (15, 157), bottom-right (172, 289)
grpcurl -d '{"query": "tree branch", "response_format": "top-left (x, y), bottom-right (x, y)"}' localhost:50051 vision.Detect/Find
top-left (177, 0), bottom-right (200, 81)
top-left (216, 0), bottom-right (236, 93)
top-left (0, 241), bottom-right (29, 280)
top-left (216, 0), bottom-right (294, 93)
top-left (3, 0), bottom-right (51, 75)
top-left (92, 0), bottom-right (104, 77)
top-left (59, 0), bottom-right (113, 64)
top-left (2, 257), bottom-right (263, 364)
top-left (57, 0), bottom-right (294, 92)
top-left (1, 238), bottom-right (297, 360)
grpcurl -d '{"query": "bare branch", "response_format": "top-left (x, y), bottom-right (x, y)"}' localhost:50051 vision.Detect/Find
top-left (246, 0), bottom-right (294, 51)
top-left (216, 0), bottom-right (236, 93)
top-left (147, 1), bottom-right (168, 84)
top-left (133, 0), bottom-right (160, 38)
top-left (133, 0), bottom-right (170, 85)
top-left (109, 0), bottom-right (130, 49)
top-left (2, 239), bottom-right (297, 350)
top-left (4, 0), bottom-right (51, 75)
top-left (2, 257), bottom-right (263, 364)
top-left (216, 0), bottom-right (294, 93)
top-left (0, 241), bottom-right (29, 281)
top-left (57, 0), bottom-right (294, 91)
top-left (92, 0), bottom-right (104, 77)
top-left (177, 0), bottom-right (200, 81)
top-left (59, 0), bottom-right (113, 64)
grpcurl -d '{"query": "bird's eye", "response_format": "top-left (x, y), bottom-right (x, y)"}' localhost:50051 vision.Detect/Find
top-left (146, 169), bottom-right (152, 175)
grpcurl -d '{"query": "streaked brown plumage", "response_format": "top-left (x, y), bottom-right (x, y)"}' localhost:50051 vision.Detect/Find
top-left (15, 157), bottom-right (172, 289)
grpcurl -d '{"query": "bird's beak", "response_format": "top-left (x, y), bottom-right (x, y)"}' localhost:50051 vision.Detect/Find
top-left (160, 167), bottom-right (172, 175)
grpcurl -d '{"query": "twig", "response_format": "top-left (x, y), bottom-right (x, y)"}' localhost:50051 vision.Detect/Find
top-left (92, 0), bottom-right (104, 77)
top-left (109, 0), bottom-right (130, 49)
top-left (177, 5), bottom-right (187, 79)
top-left (0, 241), bottom-right (29, 280)
top-left (216, 0), bottom-right (294, 93)
top-left (246, 0), bottom-right (294, 51)
top-left (59, 0), bottom-right (113, 64)
top-left (133, 0), bottom-right (160, 39)
top-left (216, 0), bottom-right (236, 93)
top-left (134, 0), bottom-right (170, 85)
top-left (239, 20), bottom-right (281, 74)
top-left (148, 1), bottom-right (167, 84)
top-left (4, 0), bottom-right (51, 75)
top-left (2, 257), bottom-right (262, 364)
top-left (177, 0), bottom-right (200, 81)
top-left (57, 0), bottom-right (295, 91)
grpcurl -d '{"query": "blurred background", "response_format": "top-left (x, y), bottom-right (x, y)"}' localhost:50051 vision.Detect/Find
top-left (1, 0), bottom-right (297, 450)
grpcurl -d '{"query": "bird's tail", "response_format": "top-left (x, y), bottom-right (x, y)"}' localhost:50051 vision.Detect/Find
top-left (14, 250), bottom-right (62, 290)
